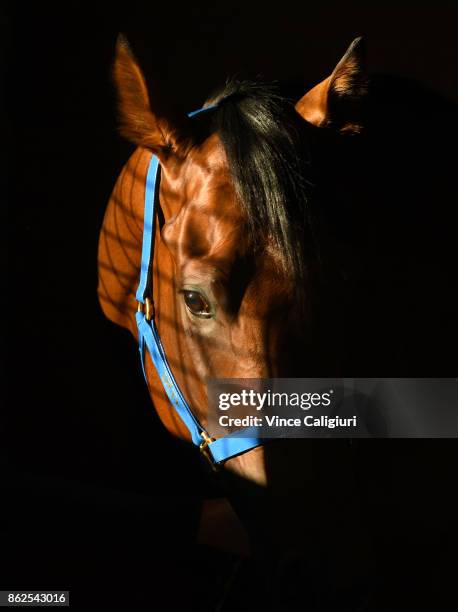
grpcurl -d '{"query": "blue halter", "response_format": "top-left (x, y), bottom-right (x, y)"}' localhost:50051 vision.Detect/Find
top-left (135, 104), bottom-right (262, 468)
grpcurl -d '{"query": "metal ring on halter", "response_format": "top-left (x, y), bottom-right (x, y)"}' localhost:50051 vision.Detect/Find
top-left (199, 431), bottom-right (218, 472)
top-left (137, 297), bottom-right (154, 321)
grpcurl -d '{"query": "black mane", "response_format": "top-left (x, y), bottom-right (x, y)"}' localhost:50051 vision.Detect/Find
top-left (203, 79), bottom-right (314, 284)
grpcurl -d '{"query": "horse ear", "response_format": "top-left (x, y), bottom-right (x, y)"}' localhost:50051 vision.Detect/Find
top-left (296, 37), bottom-right (368, 133)
top-left (113, 35), bottom-right (192, 158)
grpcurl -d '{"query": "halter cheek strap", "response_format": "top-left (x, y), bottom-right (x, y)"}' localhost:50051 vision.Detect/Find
top-left (135, 105), bottom-right (263, 468)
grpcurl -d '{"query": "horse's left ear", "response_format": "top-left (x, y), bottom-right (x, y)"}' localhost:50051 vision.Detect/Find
top-left (296, 37), bottom-right (368, 133)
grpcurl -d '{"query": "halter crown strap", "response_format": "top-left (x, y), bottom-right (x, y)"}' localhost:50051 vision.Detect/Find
top-left (135, 104), bottom-right (262, 467)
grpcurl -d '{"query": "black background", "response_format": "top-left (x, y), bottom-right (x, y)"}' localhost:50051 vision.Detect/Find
top-left (4, 3), bottom-right (458, 610)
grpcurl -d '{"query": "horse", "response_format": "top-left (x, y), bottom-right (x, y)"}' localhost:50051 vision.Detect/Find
top-left (98, 35), bottom-right (456, 609)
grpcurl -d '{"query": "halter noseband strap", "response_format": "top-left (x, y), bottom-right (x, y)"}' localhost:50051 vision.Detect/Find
top-left (135, 104), bottom-right (262, 468)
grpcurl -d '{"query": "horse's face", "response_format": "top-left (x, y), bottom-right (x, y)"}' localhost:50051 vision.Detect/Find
top-left (102, 36), bottom-right (367, 483)
top-left (159, 134), bottom-right (298, 383)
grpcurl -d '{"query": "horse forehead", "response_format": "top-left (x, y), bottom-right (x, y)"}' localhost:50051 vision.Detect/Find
top-left (162, 134), bottom-right (236, 209)
top-left (183, 134), bottom-right (235, 207)
top-left (174, 176), bottom-right (245, 264)
top-left (161, 135), bottom-right (245, 262)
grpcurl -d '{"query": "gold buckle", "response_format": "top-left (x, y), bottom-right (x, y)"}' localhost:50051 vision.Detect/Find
top-left (199, 431), bottom-right (219, 472)
top-left (137, 297), bottom-right (154, 321)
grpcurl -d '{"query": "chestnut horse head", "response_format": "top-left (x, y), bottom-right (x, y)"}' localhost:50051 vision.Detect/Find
top-left (98, 36), bottom-right (370, 482)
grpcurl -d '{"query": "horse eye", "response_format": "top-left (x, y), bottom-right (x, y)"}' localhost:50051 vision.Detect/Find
top-left (182, 290), bottom-right (212, 318)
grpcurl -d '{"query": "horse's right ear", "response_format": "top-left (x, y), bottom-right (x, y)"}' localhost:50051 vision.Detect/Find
top-left (296, 37), bottom-right (368, 133)
top-left (113, 35), bottom-right (192, 159)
